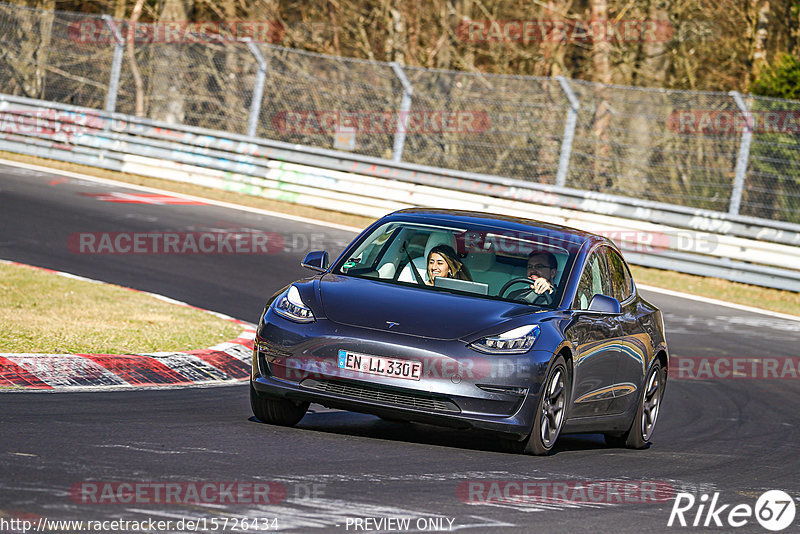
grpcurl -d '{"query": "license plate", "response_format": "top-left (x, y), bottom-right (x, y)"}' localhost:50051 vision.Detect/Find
top-left (337, 350), bottom-right (422, 381)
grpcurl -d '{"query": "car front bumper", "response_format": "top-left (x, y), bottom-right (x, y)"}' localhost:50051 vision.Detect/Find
top-left (251, 312), bottom-right (555, 439)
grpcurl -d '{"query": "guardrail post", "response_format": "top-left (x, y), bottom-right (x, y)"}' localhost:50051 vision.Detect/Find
top-left (390, 62), bottom-right (413, 163)
top-left (246, 41), bottom-right (267, 139)
top-left (729, 91), bottom-right (753, 216)
top-left (102, 15), bottom-right (125, 119)
top-left (555, 76), bottom-right (580, 188)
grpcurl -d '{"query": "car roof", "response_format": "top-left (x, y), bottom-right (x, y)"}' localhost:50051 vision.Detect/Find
top-left (385, 208), bottom-right (606, 250)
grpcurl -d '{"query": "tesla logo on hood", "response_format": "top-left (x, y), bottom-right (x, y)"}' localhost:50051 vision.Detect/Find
top-left (386, 321), bottom-right (400, 329)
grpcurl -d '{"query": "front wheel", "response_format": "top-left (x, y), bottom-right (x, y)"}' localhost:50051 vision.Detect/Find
top-left (606, 362), bottom-right (664, 449)
top-left (250, 383), bottom-right (309, 426)
top-left (523, 355), bottom-right (569, 455)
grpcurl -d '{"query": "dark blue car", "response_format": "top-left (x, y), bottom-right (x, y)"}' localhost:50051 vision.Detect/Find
top-left (251, 209), bottom-right (668, 454)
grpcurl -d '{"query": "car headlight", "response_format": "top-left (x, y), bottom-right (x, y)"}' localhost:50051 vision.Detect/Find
top-left (272, 285), bottom-right (315, 323)
top-left (470, 324), bottom-right (539, 354)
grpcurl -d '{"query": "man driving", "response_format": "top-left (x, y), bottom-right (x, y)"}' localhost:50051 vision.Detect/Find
top-left (509, 251), bottom-right (558, 304)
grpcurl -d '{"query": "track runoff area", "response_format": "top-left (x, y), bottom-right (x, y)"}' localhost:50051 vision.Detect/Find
top-left (0, 159), bottom-right (798, 533)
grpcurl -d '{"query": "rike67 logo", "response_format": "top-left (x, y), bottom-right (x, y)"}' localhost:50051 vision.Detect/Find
top-left (668, 490), bottom-right (796, 531)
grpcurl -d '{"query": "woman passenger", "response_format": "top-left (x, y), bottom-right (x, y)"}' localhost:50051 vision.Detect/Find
top-left (426, 244), bottom-right (472, 285)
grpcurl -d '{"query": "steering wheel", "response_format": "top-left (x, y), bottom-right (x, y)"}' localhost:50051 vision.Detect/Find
top-left (499, 277), bottom-right (537, 296)
top-left (498, 277), bottom-right (551, 304)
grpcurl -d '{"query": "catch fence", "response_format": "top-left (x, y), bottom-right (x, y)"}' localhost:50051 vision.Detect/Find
top-left (1, 1), bottom-right (799, 224)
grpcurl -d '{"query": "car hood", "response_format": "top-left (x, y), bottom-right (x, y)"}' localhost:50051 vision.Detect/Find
top-left (318, 274), bottom-right (540, 341)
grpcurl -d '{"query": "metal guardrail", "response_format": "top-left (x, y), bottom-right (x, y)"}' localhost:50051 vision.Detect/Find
top-left (2, 1), bottom-right (800, 224)
top-left (1, 93), bottom-right (799, 292)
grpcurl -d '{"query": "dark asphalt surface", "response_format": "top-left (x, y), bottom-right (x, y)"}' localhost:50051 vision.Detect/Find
top-left (1, 161), bottom-right (799, 533)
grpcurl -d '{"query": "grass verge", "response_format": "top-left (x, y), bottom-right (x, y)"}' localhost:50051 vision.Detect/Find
top-left (0, 262), bottom-right (244, 354)
top-left (630, 265), bottom-right (800, 316)
top-left (1, 151), bottom-right (798, 318)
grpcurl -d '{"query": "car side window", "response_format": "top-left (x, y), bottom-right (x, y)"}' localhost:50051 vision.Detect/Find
top-left (574, 249), bottom-right (612, 310)
top-left (606, 248), bottom-right (633, 302)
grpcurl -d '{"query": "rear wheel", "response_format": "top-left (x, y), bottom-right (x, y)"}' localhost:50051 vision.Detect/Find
top-left (250, 383), bottom-right (309, 426)
top-left (605, 362), bottom-right (664, 449)
top-left (521, 355), bottom-right (569, 455)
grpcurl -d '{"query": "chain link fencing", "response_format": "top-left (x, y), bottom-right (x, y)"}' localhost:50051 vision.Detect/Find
top-left (1, 2), bottom-right (798, 224)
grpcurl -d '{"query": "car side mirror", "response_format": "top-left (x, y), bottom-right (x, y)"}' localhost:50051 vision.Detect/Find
top-left (301, 251), bottom-right (329, 272)
top-left (588, 294), bottom-right (621, 314)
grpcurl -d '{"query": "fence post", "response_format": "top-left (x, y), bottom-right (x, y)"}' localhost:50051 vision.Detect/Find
top-left (390, 62), bottom-right (413, 163)
top-left (555, 76), bottom-right (580, 188)
top-left (246, 41), bottom-right (267, 139)
top-left (102, 15), bottom-right (125, 118)
top-left (729, 91), bottom-right (753, 216)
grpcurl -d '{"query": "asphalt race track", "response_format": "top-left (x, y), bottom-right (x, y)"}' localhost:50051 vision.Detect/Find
top-left (1, 162), bottom-right (799, 533)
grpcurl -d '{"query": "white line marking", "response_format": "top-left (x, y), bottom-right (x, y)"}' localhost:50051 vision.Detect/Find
top-left (637, 283), bottom-right (800, 322)
top-left (94, 444), bottom-right (187, 455)
top-left (0, 158), bottom-right (364, 232)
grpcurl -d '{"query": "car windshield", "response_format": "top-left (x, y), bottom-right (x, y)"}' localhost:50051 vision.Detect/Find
top-left (332, 221), bottom-right (578, 306)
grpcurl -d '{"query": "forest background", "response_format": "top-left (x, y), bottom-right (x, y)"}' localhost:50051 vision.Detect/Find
top-left (9, 0), bottom-right (800, 99)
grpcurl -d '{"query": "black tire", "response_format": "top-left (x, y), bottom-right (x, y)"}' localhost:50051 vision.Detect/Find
top-left (603, 432), bottom-right (627, 448)
top-left (497, 437), bottom-right (526, 454)
top-left (250, 383), bottom-right (309, 426)
top-left (606, 362), bottom-right (664, 449)
top-left (521, 355), bottom-right (570, 455)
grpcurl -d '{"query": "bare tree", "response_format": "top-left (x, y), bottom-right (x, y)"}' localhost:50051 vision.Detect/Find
top-left (591, 0), bottom-right (613, 190)
top-left (624, 0), bottom-right (673, 197)
top-left (148, 0), bottom-right (193, 124)
top-left (0, 0), bottom-right (55, 98)
top-left (126, 0), bottom-right (146, 116)
top-left (749, 0), bottom-right (771, 85)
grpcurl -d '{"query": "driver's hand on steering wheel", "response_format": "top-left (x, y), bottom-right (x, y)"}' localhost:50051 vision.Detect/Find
top-left (528, 275), bottom-right (554, 295)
